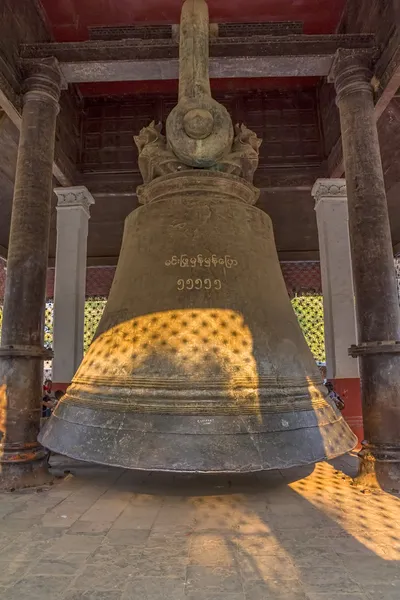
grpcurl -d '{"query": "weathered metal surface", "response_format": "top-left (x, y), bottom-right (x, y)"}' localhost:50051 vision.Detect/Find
top-left (40, 170), bottom-right (356, 472)
top-left (40, 0), bottom-right (356, 473)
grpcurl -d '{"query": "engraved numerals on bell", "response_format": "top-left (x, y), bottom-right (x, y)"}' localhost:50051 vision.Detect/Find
top-left (177, 278), bottom-right (222, 291)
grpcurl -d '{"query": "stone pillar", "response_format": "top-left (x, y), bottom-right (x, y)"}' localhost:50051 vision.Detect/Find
top-left (52, 187), bottom-right (94, 390)
top-left (0, 59), bottom-right (62, 489)
top-left (312, 178), bottom-right (363, 443)
top-left (332, 49), bottom-right (400, 490)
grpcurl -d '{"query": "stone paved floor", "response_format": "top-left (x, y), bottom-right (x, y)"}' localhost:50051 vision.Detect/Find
top-left (0, 453), bottom-right (399, 599)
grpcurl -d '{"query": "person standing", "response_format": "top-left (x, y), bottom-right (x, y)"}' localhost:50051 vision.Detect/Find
top-left (42, 379), bottom-right (54, 418)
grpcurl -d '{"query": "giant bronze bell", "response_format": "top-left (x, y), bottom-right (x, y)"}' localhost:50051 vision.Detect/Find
top-left (40, 0), bottom-right (357, 471)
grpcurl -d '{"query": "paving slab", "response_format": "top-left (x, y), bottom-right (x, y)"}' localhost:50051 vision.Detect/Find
top-left (0, 454), bottom-right (397, 600)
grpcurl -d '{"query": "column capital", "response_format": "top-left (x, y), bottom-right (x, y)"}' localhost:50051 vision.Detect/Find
top-left (54, 186), bottom-right (95, 216)
top-left (312, 178), bottom-right (347, 208)
top-left (329, 49), bottom-right (375, 104)
top-left (22, 57), bottom-right (66, 106)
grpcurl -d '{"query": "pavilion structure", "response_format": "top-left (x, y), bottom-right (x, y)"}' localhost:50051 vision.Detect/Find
top-left (0, 0), bottom-right (400, 490)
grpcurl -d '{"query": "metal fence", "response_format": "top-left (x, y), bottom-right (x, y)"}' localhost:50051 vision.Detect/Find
top-left (8, 290), bottom-right (325, 380)
top-left (291, 294), bottom-right (325, 363)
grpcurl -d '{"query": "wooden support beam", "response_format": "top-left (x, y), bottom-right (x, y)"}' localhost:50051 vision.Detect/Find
top-left (374, 28), bottom-right (400, 120)
top-left (0, 59), bottom-right (73, 187)
top-left (393, 241), bottom-right (400, 257)
top-left (21, 34), bottom-right (375, 83)
top-left (328, 27), bottom-right (400, 178)
top-left (60, 56), bottom-right (330, 83)
top-left (0, 104), bottom-right (73, 187)
top-left (327, 138), bottom-right (345, 179)
top-left (0, 58), bottom-right (22, 130)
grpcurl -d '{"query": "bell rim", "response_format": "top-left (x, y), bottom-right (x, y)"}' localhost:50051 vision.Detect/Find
top-left (39, 409), bottom-right (358, 473)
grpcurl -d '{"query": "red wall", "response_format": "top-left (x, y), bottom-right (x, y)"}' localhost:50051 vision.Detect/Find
top-left (0, 261), bottom-right (322, 302)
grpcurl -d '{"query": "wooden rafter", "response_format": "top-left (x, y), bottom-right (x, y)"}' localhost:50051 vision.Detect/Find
top-left (21, 34), bottom-right (375, 83)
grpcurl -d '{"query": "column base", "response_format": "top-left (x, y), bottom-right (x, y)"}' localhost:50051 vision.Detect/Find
top-left (0, 456), bottom-right (53, 491)
top-left (354, 443), bottom-right (400, 493)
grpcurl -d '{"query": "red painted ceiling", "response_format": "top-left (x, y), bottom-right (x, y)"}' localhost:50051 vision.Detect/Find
top-left (39, 0), bottom-right (346, 42)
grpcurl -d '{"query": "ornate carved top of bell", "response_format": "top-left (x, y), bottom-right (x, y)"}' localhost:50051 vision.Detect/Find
top-left (134, 0), bottom-right (261, 195)
top-left (39, 0), bottom-right (357, 472)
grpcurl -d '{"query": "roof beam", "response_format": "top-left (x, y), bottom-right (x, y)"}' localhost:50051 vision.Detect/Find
top-left (60, 56), bottom-right (329, 83)
top-left (21, 34), bottom-right (375, 83)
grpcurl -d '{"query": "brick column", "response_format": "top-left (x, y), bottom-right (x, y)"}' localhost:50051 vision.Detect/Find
top-left (52, 187), bottom-right (94, 391)
top-left (312, 178), bottom-right (362, 443)
top-left (332, 49), bottom-right (400, 491)
top-left (0, 59), bottom-right (62, 489)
